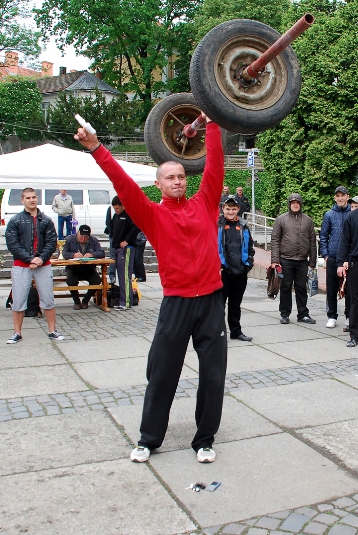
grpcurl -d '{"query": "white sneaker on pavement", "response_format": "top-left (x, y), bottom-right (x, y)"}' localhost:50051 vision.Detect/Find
top-left (326, 318), bottom-right (337, 328)
top-left (197, 447), bottom-right (216, 463)
top-left (130, 446), bottom-right (150, 462)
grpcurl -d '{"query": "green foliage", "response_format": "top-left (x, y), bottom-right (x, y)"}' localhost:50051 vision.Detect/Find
top-left (0, 0), bottom-right (41, 60)
top-left (0, 77), bottom-right (45, 142)
top-left (47, 89), bottom-right (143, 149)
top-left (111, 143), bottom-right (147, 153)
top-left (141, 168), bottom-right (267, 209)
top-left (257, 0), bottom-right (358, 225)
top-left (34, 0), bottom-right (202, 115)
top-left (193, 0), bottom-right (290, 42)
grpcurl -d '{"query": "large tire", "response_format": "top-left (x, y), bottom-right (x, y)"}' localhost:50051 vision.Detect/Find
top-left (144, 93), bottom-right (207, 175)
top-left (190, 19), bottom-right (301, 134)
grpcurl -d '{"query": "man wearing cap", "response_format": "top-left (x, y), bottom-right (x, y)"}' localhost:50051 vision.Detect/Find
top-left (62, 225), bottom-right (105, 309)
top-left (320, 186), bottom-right (351, 328)
top-left (271, 193), bottom-right (317, 324)
top-left (74, 114), bottom-right (227, 465)
top-left (218, 195), bottom-right (255, 341)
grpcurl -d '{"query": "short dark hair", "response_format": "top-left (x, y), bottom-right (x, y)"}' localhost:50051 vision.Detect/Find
top-left (112, 196), bottom-right (122, 207)
top-left (21, 187), bottom-right (36, 198)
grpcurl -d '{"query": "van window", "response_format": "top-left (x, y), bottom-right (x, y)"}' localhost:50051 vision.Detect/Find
top-left (45, 190), bottom-right (83, 205)
top-left (9, 189), bottom-right (42, 205)
top-left (89, 190), bottom-right (110, 205)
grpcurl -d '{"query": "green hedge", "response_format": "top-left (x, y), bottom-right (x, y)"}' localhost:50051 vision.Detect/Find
top-left (142, 169), bottom-right (268, 210)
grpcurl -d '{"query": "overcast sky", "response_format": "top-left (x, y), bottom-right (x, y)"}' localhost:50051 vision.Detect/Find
top-left (33, 0), bottom-right (91, 75)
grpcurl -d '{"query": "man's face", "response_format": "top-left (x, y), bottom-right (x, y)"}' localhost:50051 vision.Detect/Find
top-left (21, 191), bottom-right (38, 212)
top-left (335, 192), bottom-right (349, 208)
top-left (290, 200), bottom-right (301, 213)
top-left (60, 189), bottom-right (66, 195)
top-left (223, 203), bottom-right (240, 220)
top-left (236, 187), bottom-right (243, 197)
top-left (155, 163), bottom-right (187, 199)
top-left (77, 232), bottom-right (89, 244)
top-left (351, 202), bottom-right (358, 211)
top-left (223, 186), bottom-right (229, 195)
top-left (113, 205), bottom-right (124, 214)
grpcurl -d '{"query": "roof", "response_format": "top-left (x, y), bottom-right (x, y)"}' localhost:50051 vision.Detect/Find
top-left (0, 65), bottom-right (42, 79)
top-left (36, 71), bottom-right (118, 95)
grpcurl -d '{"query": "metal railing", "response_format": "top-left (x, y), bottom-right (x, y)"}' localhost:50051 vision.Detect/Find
top-left (112, 153), bottom-right (264, 170)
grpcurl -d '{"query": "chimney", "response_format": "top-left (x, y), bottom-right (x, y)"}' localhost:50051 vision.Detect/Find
top-left (41, 61), bottom-right (53, 77)
top-left (5, 51), bottom-right (19, 73)
top-left (59, 66), bottom-right (67, 75)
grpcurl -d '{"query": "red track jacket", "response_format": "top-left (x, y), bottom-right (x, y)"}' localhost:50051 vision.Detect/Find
top-left (92, 123), bottom-right (224, 297)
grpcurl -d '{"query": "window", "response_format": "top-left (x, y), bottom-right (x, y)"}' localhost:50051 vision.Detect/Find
top-left (45, 190), bottom-right (83, 205)
top-left (88, 190), bottom-right (110, 205)
top-left (9, 189), bottom-right (42, 205)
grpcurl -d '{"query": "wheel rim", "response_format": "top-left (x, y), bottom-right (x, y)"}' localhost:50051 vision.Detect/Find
top-left (160, 104), bottom-right (206, 160)
top-left (214, 34), bottom-right (288, 110)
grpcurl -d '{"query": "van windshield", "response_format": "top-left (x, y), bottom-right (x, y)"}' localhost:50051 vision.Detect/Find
top-left (9, 189), bottom-right (42, 205)
top-left (45, 190), bottom-right (83, 205)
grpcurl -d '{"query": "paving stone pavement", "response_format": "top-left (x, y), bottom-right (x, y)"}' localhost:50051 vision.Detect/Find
top-left (2, 274), bottom-right (358, 535)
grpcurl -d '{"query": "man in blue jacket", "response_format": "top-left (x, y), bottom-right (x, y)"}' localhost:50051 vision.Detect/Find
top-left (320, 186), bottom-right (351, 328)
top-left (218, 196), bottom-right (255, 341)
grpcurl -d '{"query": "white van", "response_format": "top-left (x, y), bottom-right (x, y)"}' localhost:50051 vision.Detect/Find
top-left (1, 188), bottom-right (116, 236)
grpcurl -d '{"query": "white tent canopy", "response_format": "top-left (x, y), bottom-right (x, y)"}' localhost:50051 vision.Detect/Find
top-left (0, 143), bottom-right (157, 189)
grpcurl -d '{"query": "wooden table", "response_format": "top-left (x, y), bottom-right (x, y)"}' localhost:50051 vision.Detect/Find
top-left (50, 258), bottom-right (115, 312)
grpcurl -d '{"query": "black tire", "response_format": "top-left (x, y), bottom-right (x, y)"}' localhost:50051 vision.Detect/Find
top-left (144, 93), bottom-right (207, 175)
top-left (190, 19), bottom-right (301, 134)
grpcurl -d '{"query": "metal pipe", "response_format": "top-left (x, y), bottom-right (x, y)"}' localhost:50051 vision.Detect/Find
top-left (182, 115), bottom-right (206, 138)
top-left (243, 13), bottom-right (314, 81)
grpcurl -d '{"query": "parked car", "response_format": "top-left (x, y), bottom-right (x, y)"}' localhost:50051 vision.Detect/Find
top-left (1, 188), bottom-right (115, 236)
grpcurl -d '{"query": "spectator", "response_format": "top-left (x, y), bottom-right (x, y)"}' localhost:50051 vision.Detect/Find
top-left (320, 186), bottom-right (350, 328)
top-left (63, 224), bottom-right (105, 310)
top-left (74, 115), bottom-right (227, 465)
top-left (110, 196), bottom-right (139, 310)
top-left (271, 193), bottom-right (317, 325)
top-left (219, 184), bottom-right (230, 213)
top-left (52, 189), bottom-right (76, 240)
top-left (5, 187), bottom-right (64, 343)
top-left (234, 186), bottom-right (250, 216)
top-left (341, 196), bottom-right (358, 332)
top-left (219, 196), bottom-right (255, 341)
top-left (104, 202), bottom-right (117, 285)
top-left (133, 231), bottom-right (147, 282)
top-left (337, 206), bottom-right (358, 346)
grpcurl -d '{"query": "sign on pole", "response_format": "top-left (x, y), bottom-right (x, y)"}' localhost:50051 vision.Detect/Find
top-left (247, 151), bottom-right (255, 168)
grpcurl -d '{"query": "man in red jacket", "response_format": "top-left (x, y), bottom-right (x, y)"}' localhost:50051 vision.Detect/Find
top-left (74, 115), bottom-right (227, 464)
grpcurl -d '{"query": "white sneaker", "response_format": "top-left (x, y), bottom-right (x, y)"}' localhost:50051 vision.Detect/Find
top-left (326, 318), bottom-right (337, 328)
top-left (130, 446), bottom-right (150, 462)
top-left (197, 447), bottom-right (216, 463)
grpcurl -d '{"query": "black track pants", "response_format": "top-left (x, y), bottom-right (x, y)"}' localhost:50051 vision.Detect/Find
top-left (138, 290), bottom-right (227, 452)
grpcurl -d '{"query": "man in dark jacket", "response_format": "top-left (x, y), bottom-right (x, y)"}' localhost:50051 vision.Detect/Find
top-left (104, 203), bottom-right (116, 284)
top-left (5, 187), bottom-right (64, 343)
top-left (63, 224), bottom-right (105, 309)
top-left (337, 208), bottom-right (358, 346)
top-left (271, 193), bottom-right (317, 324)
top-left (320, 186), bottom-right (351, 328)
top-left (109, 196), bottom-right (139, 310)
top-left (234, 187), bottom-right (250, 216)
top-left (218, 196), bottom-right (255, 341)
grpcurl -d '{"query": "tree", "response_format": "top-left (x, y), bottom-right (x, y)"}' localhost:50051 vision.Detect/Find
top-left (47, 89), bottom-right (144, 150)
top-left (0, 0), bottom-right (41, 62)
top-left (192, 0), bottom-right (290, 42)
top-left (34, 0), bottom-right (202, 117)
top-left (0, 77), bottom-right (45, 147)
top-left (258, 0), bottom-right (358, 225)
